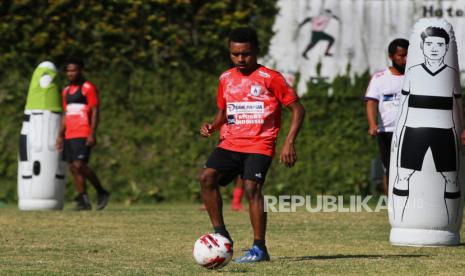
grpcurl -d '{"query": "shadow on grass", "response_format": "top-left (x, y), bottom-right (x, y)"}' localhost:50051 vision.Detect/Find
top-left (279, 254), bottom-right (429, 261)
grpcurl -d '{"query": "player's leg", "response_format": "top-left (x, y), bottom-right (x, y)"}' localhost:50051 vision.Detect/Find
top-left (81, 163), bottom-right (110, 210)
top-left (64, 138), bottom-right (91, 210)
top-left (244, 180), bottom-right (266, 244)
top-left (378, 132), bottom-right (393, 195)
top-left (199, 168), bottom-right (234, 243)
top-left (69, 160), bottom-right (86, 194)
top-left (383, 175), bottom-right (388, 195)
top-left (200, 148), bottom-right (240, 243)
top-left (199, 168), bottom-right (225, 228)
top-left (70, 160), bottom-right (91, 210)
top-left (231, 177), bottom-right (244, 211)
top-left (199, 172), bottom-right (238, 212)
top-left (234, 153), bottom-right (272, 263)
top-left (76, 144), bottom-right (110, 210)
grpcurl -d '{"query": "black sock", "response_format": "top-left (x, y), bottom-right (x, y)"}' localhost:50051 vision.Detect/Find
top-left (92, 183), bottom-right (107, 194)
top-left (80, 192), bottom-right (90, 204)
top-left (213, 225), bottom-right (232, 243)
top-left (253, 239), bottom-right (266, 251)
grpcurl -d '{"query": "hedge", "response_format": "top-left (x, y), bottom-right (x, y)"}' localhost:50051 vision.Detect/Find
top-left (0, 69), bottom-right (379, 203)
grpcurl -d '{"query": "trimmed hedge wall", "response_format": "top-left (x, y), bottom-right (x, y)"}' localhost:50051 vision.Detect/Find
top-left (0, 69), bottom-right (378, 203)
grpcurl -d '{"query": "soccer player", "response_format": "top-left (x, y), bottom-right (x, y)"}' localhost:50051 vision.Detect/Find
top-left (199, 27), bottom-right (305, 263)
top-left (56, 58), bottom-right (110, 211)
top-left (365, 38), bottom-right (409, 195)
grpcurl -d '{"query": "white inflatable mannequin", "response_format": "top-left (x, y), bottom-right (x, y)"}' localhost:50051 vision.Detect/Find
top-left (388, 18), bottom-right (464, 246)
top-left (18, 61), bottom-right (66, 210)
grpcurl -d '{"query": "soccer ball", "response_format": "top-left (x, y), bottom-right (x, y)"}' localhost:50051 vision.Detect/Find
top-left (193, 233), bottom-right (233, 269)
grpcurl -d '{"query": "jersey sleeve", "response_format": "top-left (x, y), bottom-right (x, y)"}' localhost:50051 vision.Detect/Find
top-left (401, 71), bottom-right (410, 95)
top-left (84, 83), bottom-right (99, 107)
top-left (364, 76), bottom-right (381, 101)
top-left (216, 79), bottom-right (226, 110)
top-left (269, 73), bottom-right (298, 106)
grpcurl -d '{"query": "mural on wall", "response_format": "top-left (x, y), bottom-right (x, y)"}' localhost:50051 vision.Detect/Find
top-left (262, 0), bottom-right (465, 94)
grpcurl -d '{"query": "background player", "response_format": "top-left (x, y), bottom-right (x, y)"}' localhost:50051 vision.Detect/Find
top-left (365, 38), bottom-right (409, 194)
top-left (56, 58), bottom-right (110, 211)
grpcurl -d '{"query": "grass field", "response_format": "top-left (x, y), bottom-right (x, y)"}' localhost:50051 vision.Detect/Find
top-left (2, 202), bottom-right (465, 275)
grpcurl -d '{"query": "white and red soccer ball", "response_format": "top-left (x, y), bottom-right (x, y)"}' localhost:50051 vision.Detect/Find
top-left (193, 233), bottom-right (233, 269)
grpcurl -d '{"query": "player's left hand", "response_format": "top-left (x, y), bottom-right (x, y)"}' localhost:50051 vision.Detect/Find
top-left (86, 134), bottom-right (96, 147)
top-left (280, 142), bottom-right (297, 168)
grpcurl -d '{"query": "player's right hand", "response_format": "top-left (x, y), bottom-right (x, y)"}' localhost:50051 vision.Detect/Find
top-left (368, 125), bottom-right (378, 137)
top-left (200, 123), bottom-right (213, 137)
top-left (461, 130), bottom-right (465, 146)
top-left (56, 136), bottom-right (63, 151)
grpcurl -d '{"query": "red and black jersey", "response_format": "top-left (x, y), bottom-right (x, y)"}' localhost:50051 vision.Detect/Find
top-left (62, 81), bottom-right (99, 139)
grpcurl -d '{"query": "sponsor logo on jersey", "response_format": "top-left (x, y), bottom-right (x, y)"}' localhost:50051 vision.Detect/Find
top-left (66, 103), bottom-right (87, 117)
top-left (250, 85), bottom-right (262, 96)
top-left (229, 114), bottom-right (264, 125)
top-left (226, 102), bottom-right (264, 115)
top-left (227, 115), bottom-right (236, 124)
top-left (383, 94), bottom-right (395, 101)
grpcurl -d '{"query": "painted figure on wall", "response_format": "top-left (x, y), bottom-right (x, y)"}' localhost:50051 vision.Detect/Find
top-left (297, 9), bottom-right (340, 59)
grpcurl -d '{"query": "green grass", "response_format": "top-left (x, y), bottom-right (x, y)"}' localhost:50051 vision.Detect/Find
top-left (1, 203), bottom-right (465, 275)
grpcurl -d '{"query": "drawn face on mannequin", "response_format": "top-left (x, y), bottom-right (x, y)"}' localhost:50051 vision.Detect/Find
top-left (421, 36), bottom-right (448, 61)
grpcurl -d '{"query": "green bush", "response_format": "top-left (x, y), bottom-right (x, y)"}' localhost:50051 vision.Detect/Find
top-left (267, 72), bottom-right (376, 196)
top-left (0, 68), bottom-right (380, 203)
top-left (0, 0), bottom-right (384, 204)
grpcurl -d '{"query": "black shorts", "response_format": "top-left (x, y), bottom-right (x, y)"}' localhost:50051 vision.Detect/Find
top-left (205, 147), bottom-right (272, 185)
top-left (63, 138), bottom-right (91, 163)
top-left (377, 132), bottom-right (393, 173)
top-left (400, 127), bottom-right (457, 172)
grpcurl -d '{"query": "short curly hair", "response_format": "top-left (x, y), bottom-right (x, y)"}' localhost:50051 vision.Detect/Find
top-left (65, 57), bottom-right (84, 69)
top-left (228, 27), bottom-right (259, 50)
top-left (388, 38), bottom-right (409, 55)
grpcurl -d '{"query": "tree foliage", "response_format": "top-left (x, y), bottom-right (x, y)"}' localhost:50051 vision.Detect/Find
top-left (0, 0), bottom-right (277, 73)
top-left (0, 1), bottom-right (384, 204)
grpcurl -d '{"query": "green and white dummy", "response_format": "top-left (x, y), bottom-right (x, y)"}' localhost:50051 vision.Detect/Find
top-left (18, 61), bottom-right (67, 210)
